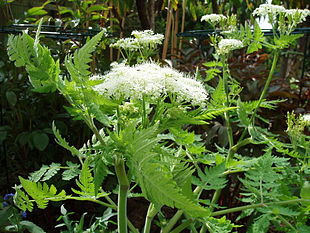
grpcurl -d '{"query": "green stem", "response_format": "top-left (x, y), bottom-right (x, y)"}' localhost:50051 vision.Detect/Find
top-left (115, 155), bottom-right (130, 233)
top-left (277, 214), bottom-right (297, 232)
top-left (142, 95), bottom-right (148, 128)
top-left (211, 199), bottom-right (309, 217)
top-left (161, 210), bottom-right (184, 233)
top-left (162, 186), bottom-right (202, 232)
top-left (222, 59), bottom-right (234, 153)
top-left (210, 189), bottom-right (222, 206)
top-left (199, 224), bottom-right (207, 233)
top-left (251, 50), bottom-right (280, 124)
top-left (104, 196), bottom-right (140, 233)
top-left (170, 219), bottom-right (193, 233)
top-left (238, 50), bottom-right (280, 142)
top-left (143, 203), bottom-right (158, 233)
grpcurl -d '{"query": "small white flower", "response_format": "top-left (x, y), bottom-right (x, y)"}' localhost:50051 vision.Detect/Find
top-left (201, 14), bottom-right (227, 24)
top-left (111, 30), bottom-right (164, 51)
top-left (284, 9), bottom-right (310, 24)
top-left (253, 4), bottom-right (285, 17)
top-left (132, 30), bottom-right (164, 48)
top-left (217, 39), bottom-right (243, 55)
top-left (92, 62), bottom-right (208, 106)
top-left (110, 38), bottom-right (140, 51)
top-left (302, 114), bottom-right (310, 122)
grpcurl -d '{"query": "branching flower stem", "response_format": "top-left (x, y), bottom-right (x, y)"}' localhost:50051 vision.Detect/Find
top-left (251, 50), bottom-right (280, 124)
top-left (238, 50), bottom-right (280, 142)
top-left (211, 199), bottom-right (309, 217)
top-left (221, 57), bottom-right (234, 154)
top-left (209, 56), bottom-right (235, 214)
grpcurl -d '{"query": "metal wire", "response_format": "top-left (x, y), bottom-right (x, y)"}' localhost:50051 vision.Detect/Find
top-left (0, 24), bottom-right (112, 40)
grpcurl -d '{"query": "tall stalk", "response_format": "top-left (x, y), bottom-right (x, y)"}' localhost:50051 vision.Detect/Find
top-left (251, 50), bottom-right (280, 124)
top-left (238, 50), bottom-right (280, 142)
top-left (115, 155), bottom-right (130, 233)
top-left (221, 57), bottom-right (234, 159)
top-left (143, 203), bottom-right (157, 233)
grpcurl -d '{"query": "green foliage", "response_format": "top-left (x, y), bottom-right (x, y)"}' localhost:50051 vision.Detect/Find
top-left (239, 153), bottom-right (288, 204)
top-left (204, 216), bottom-right (241, 233)
top-left (29, 163), bottom-right (61, 182)
top-left (274, 34), bottom-right (304, 49)
top-left (52, 123), bottom-right (81, 157)
top-left (65, 30), bottom-right (104, 82)
top-left (19, 177), bottom-right (66, 209)
top-left (14, 188), bottom-right (34, 212)
top-left (196, 107), bottom-right (237, 121)
top-left (72, 159), bottom-right (97, 197)
top-left (7, 25), bottom-right (60, 93)
top-left (193, 163), bottom-right (227, 191)
top-left (112, 123), bottom-right (209, 217)
top-left (18, 221), bottom-right (46, 233)
top-left (62, 162), bottom-right (81, 181)
top-left (209, 78), bottom-right (226, 108)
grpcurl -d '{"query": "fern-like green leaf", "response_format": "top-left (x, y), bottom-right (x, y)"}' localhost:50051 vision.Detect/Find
top-left (196, 107), bottom-right (237, 121)
top-left (204, 216), bottom-right (241, 233)
top-left (239, 153), bottom-right (285, 204)
top-left (14, 187), bottom-right (34, 212)
top-left (210, 78), bottom-right (226, 108)
top-left (29, 165), bottom-right (49, 182)
top-left (65, 30), bottom-right (104, 81)
top-left (7, 30), bottom-right (59, 93)
top-left (29, 163), bottom-right (61, 182)
top-left (94, 156), bottom-right (109, 196)
top-left (7, 33), bottom-right (34, 67)
top-left (134, 161), bottom-right (209, 217)
top-left (62, 161), bottom-right (80, 181)
top-left (72, 159), bottom-right (100, 197)
top-left (42, 163), bottom-right (61, 181)
top-left (192, 163), bottom-right (227, 191)
top-left (19, 177), bottom-right (66, 209)
top-left (52, 122), bottom-right (81, 157)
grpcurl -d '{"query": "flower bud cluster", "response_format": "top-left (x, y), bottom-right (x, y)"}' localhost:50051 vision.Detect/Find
top-left (111, 30), bottom-right (164, 51)
top-left (201, 14), bottom-right (227, 24)
top-left (217, 39), bottom-right (243, 55)
top-left (252, 4), bottom-right (285, 17)
top-left (253, 4), bottom-right (310, 34)
top-left (92, 62), bottom-right (208, 106)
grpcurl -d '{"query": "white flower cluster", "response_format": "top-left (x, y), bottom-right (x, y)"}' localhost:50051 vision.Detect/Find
top-left (201, 14), bottom-right (227, 24)
top-left (252, 4), bottom-right (285, 17)
top-left (217, 39), bottom-right (243, 55)
top-left (92, 62), bottom-right (208, 106)
top-left (302, 114), bottom-right (310, 122)
top-left (111, 30), bottom-right (164, 51)
top-left (284, 9), bottom-right (310, 24)
top-left (110, 38), bottom-right (140, 51)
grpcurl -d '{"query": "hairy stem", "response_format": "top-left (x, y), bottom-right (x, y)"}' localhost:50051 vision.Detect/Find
top-left (211, 199), bottom-right (309, 217)
top-left (277, 214), bottom-right (297, 231)
top-left (161, 210), bottom-right (184, 233)
top-left (251, 50), bottom-right (280, 124)
top-left (238, 50), bottom-right (280, 142)
top-left (115, 155), bottom-right (130, 233)
top-left (143, 203), bottom-right (158, 233)
top-left (221, 59), bottom-right (234, 155)
top-left (162, 186), bottom-right (203, 232)
top-left (170, 219), bottom-right (193, 233)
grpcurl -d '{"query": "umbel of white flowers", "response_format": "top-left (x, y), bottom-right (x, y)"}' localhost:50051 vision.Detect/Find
top-left (217, 39), bottom-right (243, 55)
top-left (91, 62), bottom-right (208, 106)
top-left (111, 30), bottom-right (164, 51)
top-left (253, 3), bottom-right (310, 25)
top-left (201, 14), bottom-right (227, 24)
